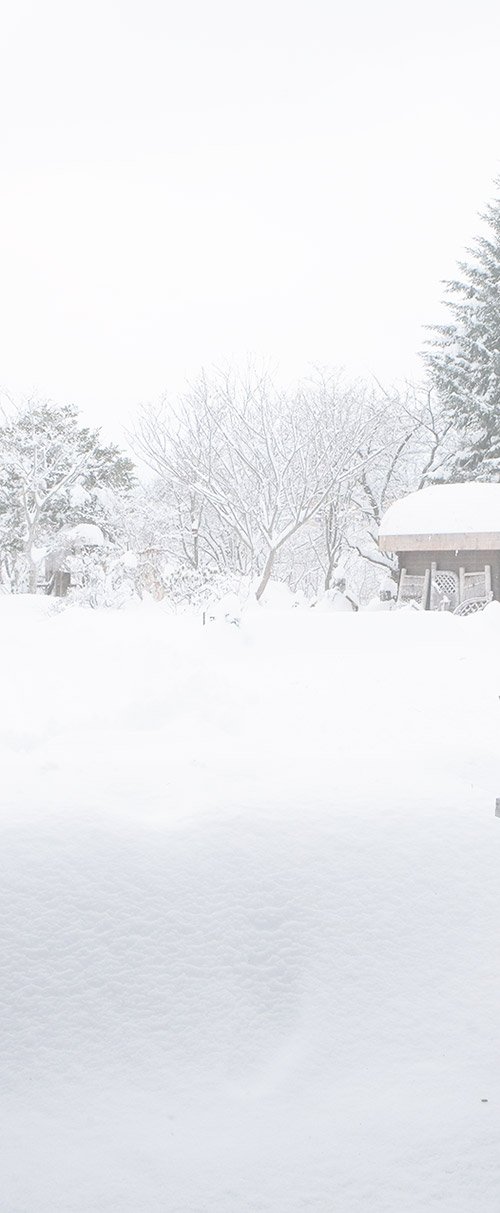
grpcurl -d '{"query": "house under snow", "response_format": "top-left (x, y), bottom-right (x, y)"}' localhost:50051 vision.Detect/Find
top-left (378, 482), bottom-right (500, 612)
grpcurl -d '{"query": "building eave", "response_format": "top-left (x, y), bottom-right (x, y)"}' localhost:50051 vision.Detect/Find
top-left (378, 532), bottom-right (500, 553)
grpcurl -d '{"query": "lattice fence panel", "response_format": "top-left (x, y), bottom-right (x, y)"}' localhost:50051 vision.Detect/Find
top-left (454, 596), bottom-right (491, 617)
top-left (430, 570), bottom-right (459, 611)
top-left (397, 574), bottom-right (427, 607)
top-left (462, 572), bottom-right (488, 601)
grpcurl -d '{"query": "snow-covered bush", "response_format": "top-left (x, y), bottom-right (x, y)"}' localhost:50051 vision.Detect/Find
top-left (133, 551), bottom-right (242, 613)
top-left (66, 546), bottom-right (137, 609)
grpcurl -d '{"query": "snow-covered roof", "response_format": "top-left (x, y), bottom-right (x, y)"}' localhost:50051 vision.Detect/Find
top-left (379, 483), bottom-right (500, 552)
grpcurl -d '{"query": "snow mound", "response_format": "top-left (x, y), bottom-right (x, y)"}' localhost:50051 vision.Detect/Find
top-left (63, 522), bottom-right (105, 546)
top-left (380, 482), bottom-right (500, 538)
top-left (255, 579), bottom-right (306, 610)
top-left (0, 605), bottom-right (499, 1211)
top-left (0, 591), bottom-right (55, 618)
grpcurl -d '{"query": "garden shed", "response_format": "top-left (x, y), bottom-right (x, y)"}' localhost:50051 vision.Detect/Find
top-left (378, 483), bottom-right (500, 613)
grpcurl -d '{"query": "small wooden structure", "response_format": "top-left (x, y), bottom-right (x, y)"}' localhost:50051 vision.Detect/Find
top-left (44, 523), bottom-right (105, 597)
top-left (378, 483), bottom-right (500, 612)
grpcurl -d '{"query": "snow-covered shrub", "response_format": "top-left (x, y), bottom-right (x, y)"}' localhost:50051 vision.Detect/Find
top-left (66, 546), bottom-right (137, 609)
top-left (134, 551), bottom-right (242, 613)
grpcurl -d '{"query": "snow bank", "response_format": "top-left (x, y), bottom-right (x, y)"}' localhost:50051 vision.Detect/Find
top-left (380, 481), bottom-right (500, 537)
top-left (0, 601), bottom-right (500, 1211)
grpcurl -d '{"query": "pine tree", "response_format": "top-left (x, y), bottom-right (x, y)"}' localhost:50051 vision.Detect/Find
top-left (425, 180), bottom-right (500, 481)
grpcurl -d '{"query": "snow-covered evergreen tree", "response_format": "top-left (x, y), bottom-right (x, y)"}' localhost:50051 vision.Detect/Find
top-left (425, 181), bottom-right (500, 481)
top-left (0, 401), bottom-right (135, 591)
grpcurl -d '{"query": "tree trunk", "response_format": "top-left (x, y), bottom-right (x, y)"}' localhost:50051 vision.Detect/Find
top-left (324, 559), bottom-right (335, 591)
top-left (190, 497), bottom-right (200, 570)
top-left (28, 558), bottom-right (38, 594)
top-left (26, 527), bottom-right (39, 594)
top-left (255, 548), bottom-right (276, 601)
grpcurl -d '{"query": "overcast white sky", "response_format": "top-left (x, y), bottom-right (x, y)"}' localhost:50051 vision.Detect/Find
top-left (1, 0), bottom-right (500, 435)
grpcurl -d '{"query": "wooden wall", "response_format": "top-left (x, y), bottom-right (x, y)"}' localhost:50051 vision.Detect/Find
top-left (398, 550), bottom-right (500, 600)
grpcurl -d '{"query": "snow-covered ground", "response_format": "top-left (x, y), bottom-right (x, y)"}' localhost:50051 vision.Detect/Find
top-left (1, 597), bottom-right (500, 1212)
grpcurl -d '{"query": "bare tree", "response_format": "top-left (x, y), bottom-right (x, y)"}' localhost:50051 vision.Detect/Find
top-left (346, 384), bottom-right (452, 576)
top-left (133, 367), bottom-right (384, 600)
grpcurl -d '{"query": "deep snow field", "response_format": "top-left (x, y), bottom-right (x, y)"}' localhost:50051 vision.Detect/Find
top-left (1, 595), bottom-right (500, 1212)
